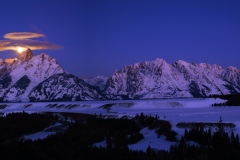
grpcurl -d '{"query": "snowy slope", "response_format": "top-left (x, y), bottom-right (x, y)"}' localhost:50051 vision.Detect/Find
top-left (103, 58), bottom-right (240, 99)
top-left (29, 73), bottom-right (103, 101)
top-left (0, 49), bottom-right (102, 102)
top-left (0, 49), bottom-right (65, 101)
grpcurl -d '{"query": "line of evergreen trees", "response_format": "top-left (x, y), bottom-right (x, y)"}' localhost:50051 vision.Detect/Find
top-left (210, 94), bottom-right (240, 106)
top-left (0, 112), bottom-right (57, 144)
top-left (166, 127), bottom-right (240, 160)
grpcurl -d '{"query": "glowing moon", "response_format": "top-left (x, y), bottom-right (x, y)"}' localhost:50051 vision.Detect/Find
top-left (16, 47), bottom-right (25, 53)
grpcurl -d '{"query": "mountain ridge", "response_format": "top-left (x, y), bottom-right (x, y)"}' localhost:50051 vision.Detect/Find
top-left (0, 49), bottom-right (102, 102)
top-left (0, 49), bottom-right (240, 102)
top-left (102, 58), bottom-right (240, 99)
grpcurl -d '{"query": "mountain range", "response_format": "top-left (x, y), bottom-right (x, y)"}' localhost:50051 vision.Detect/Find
top-left (0, 49), bottom-right (239, 102)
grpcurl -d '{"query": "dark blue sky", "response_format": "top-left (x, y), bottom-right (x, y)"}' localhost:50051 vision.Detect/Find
top-left (1, 0), bottom-right (240, 78)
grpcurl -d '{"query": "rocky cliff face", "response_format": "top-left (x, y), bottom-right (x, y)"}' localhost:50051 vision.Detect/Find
top-left (0, 59), bottom-right (9, 78)
top-left (18, 48), bottom-right (33, 62)
top-left (102, 58), bottom-right (240, 99)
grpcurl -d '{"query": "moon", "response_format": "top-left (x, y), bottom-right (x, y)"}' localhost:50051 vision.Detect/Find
top-left (16, 47), bottom-right (25, 53)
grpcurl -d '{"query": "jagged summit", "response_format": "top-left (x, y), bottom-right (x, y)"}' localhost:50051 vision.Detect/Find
top-left (102, 58), bottom-right (240, 99)
top-left (18, 48), bottom-right (33, 62)
top-left (0, 50), bottom-right (102, 102)
top-left (0, 50), bottom-right (65, 101)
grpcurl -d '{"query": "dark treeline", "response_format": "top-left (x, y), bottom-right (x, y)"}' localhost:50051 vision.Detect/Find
top-left (0, 112), bottom-right (57, 144)
top-left (166, 127), bottom-right (240, 160)
top-left (1, 112), bottom-right (240, 159)
top-left (177, 122), bottom-right (236, 129)
top-left (210, 94), bottom-right (240, 106)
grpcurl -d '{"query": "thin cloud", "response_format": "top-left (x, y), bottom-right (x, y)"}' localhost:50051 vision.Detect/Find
top-left (4, 32), bottom-right (45, 40)
top-left (0, 32), bottom-right (62, 52)
top-left (0, 39), bottom-right (62, 51)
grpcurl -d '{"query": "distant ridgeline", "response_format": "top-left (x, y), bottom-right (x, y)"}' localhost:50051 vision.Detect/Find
top-left (210, 94), bottom-right (240, 106)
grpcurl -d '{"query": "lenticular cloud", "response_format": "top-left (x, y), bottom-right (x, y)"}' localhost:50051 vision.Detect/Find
top-left (4, 32), bottom-right (45, 40)
top-left (0, 32), bottom-right (62, 52)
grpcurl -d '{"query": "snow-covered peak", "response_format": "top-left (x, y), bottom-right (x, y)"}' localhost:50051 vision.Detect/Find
top-left (35, 53), bottom-right (54, 61)
top-left (172, 60), bottom-right (191, 73)
top-left (210, 64), bottom-right (223, 70)
top-left (9, 52), bottom-right (64, 83)
top-left (104, 57), bottom-right (240, 99)
top-left (0, 51), bottom-right (65, 102)
top-left (226, 66), bottom-right (239, 72)
top-left (221, 66), bottom-right (240, 85)
top-left (153, 58), bottom-right (167, 65)
top-left (172, 60), bottom-right (192, 70)
top-left (174, 60), bottom-right (189, 66)
top-left (199, 63), bottom-right (208, 67)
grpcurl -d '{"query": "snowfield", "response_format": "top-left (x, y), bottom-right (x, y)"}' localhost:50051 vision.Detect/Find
top-left (23, 122), bottom-right (63, 141)
top-left (1, 98), bottom-right (240, 151)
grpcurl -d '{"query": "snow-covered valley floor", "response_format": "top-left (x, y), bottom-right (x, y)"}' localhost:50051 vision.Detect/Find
top-left (1, 98), bottom-right (239, 151)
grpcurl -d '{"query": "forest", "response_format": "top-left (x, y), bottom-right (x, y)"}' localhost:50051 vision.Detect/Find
top-left (210, 94), bottom-right (240, 106)
top-left (0, 112), bottom-right (240, 159)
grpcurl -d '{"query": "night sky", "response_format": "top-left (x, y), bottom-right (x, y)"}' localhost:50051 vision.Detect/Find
top-left (1, 0), bottom-right (240, 78)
